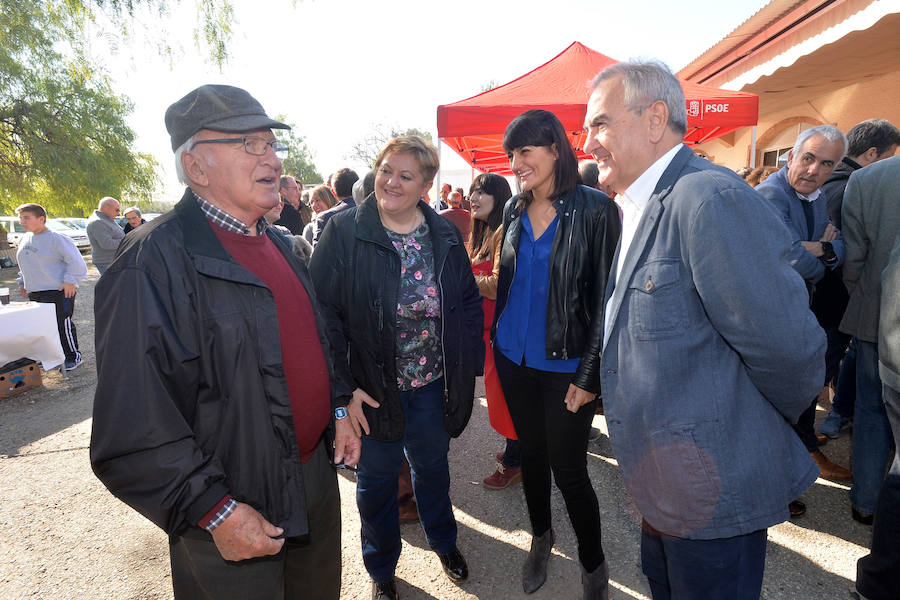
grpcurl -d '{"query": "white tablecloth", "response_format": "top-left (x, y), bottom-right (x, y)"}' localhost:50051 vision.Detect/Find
top-left (0, 302), bottom-right (66, 370)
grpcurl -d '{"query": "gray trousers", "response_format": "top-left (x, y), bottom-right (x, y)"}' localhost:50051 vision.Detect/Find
top-left (169, 440), bottom-right (341, 600)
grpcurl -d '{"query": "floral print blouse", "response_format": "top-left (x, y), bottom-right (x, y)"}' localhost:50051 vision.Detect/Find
top-left (385, 221), bottom-right (443, 390)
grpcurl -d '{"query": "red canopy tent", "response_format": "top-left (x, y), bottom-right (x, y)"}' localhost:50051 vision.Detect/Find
top-left (436, 42), bottom-right (758, 175)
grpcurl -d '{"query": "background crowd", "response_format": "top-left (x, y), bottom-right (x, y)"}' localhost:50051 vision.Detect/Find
top-left (9, 63), bottom-right (900, 600)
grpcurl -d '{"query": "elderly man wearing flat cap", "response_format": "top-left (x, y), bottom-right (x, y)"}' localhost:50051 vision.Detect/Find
top-left (89, 84), bottom-right (359, 600)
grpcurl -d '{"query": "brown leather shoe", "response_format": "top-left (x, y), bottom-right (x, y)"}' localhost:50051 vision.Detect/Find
top-left (483, 464), bottom-right (522, 490)
top-left (810, 450), bottom-right (851, 480)
top-left (816, 433), bottom-right (828, 446)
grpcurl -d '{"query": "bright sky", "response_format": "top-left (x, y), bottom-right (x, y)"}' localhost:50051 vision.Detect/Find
top-left (92, 0), bottom-right (770, 201)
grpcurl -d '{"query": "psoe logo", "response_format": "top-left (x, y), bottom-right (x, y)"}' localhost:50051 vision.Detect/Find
top-left (11, 369), bottom-right (26, 385)
top-left (687, 100), bottom-right (701, 117)
top-left (705, 103), bottom-right (731, 113)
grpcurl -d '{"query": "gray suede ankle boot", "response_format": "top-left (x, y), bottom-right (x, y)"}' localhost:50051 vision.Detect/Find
top-left (522, 528), bottom-right (554, 594)
top-left (581, 560), bottom-right (609, 599)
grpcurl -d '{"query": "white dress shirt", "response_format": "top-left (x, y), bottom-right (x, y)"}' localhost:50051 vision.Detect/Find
top-left (604, 143), bottom-right (683, 343)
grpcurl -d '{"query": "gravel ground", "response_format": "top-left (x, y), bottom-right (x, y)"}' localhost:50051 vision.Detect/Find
top-left (0, 261), bottom-right (873, 599)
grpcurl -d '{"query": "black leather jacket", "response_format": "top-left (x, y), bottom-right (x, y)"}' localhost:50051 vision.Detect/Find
top-left (492, 185), bottom-right (620, 392)
top-left (309, 194), bottom-right (484, 442)
top-left (90, 190), bottom-right (336, 540)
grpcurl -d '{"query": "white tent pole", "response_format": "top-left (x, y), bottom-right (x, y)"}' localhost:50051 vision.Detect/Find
top-left (436, 141), bottom-right (442, 210)
top-left (750, 126), bottom-right (757, 168)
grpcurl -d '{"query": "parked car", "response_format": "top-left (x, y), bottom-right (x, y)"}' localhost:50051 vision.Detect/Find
top-left (0, 218), bottom-right (25, 246)
top-left (55, 217), bottom-right (88, 231)
top-left (0, 216), bottom-right (91, 252)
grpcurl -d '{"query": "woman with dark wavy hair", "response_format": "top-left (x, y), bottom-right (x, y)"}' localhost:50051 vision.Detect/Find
top-left (468, 173), bottom-right (521, 489)
top-left (493, 109), bottom-right (620, 598)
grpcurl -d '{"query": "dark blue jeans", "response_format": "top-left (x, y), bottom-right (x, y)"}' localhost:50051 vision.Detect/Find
top-left (640, 522), bottom-right (767, 600)
top-left (856, 384), bottom-right (900, 600)
top-left (356, 378), bottom-right (456, 584)
top-left (832, 338), bottom-right (857, 419)
top-left (823, 325), bottom-right (851, 386)
top-left (851, 341), bottom-right (893, 514)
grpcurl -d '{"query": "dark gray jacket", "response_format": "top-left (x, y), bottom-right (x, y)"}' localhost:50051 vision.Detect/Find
top-left (841, 154), bottom-right (900, 342)
top-left (90, 189), bottom-right (336, 540)
top-left (880, 234), bottom-right (900, 390)
top-left (309, 194), bottom-right (483, 442)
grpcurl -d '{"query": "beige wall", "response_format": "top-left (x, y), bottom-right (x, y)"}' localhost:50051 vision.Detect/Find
top-left (695, 69), bottom-right (900, 169)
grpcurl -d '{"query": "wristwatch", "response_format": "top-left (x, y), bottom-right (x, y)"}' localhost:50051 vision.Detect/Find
top-left (820, 241), bottom-right (838, 266)
top-left (334, 406), bottom-right (348, 420)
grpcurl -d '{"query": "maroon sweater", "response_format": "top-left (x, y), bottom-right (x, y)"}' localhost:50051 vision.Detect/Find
top-left (211, 225), bottom-right (330, 464)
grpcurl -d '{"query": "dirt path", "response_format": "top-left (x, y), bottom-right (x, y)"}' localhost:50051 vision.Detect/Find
top-left (0, 263), bottom-right (873, 599)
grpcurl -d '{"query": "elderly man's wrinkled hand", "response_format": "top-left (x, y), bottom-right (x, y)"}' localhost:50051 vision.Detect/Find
top-left (210, 502), bottom-right (284, 561)
top-left (333, 417), bottom-right (361, 467)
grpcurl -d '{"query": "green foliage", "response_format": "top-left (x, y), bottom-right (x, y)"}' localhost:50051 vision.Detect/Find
top-left (480, 79), bottom-right (499, 92)
top-left (348, 124), bottom-right (435, 168)
top-left (275, 116), bottom-right (323, 185)
top-left (192, 0), bottom-right (234, 67)
top-left (0, 0), bottom-right (233, 217)
top-left (0, 1), bottom-right (155, 215)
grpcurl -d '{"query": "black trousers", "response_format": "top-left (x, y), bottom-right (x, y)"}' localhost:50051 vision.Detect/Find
top-left (169, 440), bottom-right (341, 600)
top-left (856, 384), bottom-right (900, 600)
top-left (793, 396), bottom-right (820, 453)
top-left (494, 348), bottom-right (604, 571)
top-left (28, 290), bottom-right (79, 362)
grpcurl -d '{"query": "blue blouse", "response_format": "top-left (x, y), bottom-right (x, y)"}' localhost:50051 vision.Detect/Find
top-left (495, 211), bottom-right (581, 373)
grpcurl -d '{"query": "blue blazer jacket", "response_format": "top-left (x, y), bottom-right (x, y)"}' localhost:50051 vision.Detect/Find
top-left (755, 167), bottom-right (844, 284)
top-left (600, 146), bottom-right (824, 540)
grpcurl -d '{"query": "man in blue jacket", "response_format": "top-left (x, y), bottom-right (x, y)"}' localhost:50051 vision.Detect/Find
top-left (756, 126), bottom-right (851, 486)
top-left (584, 60), bottom-right (824, 599)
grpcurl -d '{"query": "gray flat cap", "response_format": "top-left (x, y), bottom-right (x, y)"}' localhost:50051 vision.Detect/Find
top-left (165, 84), bottom-right (290, 151)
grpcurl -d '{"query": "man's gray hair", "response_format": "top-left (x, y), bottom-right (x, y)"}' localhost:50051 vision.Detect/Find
top-left (591, 60), bottom-right (688, 135)
top-left (792, 125), bottom-right (848, 158)
top-left (123, 206), bottom-right (142, 217)
top-left (174, 135), bottom-right (195, 185)
top-left (98, 196), bottom-right (119, 210)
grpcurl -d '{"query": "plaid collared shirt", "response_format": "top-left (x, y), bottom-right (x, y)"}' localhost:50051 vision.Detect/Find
top-left (192, 189), bottom-right (269, 236)
top-left (204, 498), bottom-right (237, 532)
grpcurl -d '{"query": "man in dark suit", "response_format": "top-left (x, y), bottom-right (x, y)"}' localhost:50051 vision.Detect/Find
top-left (312, 168), bottom-right (358, 245)
top-left (275, 176), bottom-right (309, 234)
top-left (856, 229), bottom-right (900, 599)
top-left (840, 154), bottom-right (900, 525)
top-left (816, 120), bottom-right (900, 441)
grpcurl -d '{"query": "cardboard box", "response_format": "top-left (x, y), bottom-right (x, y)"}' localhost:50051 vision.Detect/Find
top-left (0, 359), bottom-right (42, 399)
